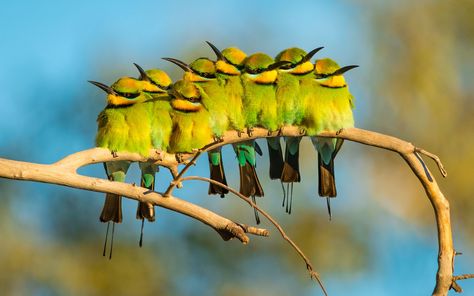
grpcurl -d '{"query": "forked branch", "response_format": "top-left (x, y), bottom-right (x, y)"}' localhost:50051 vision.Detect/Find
top-left (0, 127), bottom-right (467, 296)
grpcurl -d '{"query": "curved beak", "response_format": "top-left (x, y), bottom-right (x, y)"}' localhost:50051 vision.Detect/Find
top-left (133, 63), bottom-right (151, 82)
top-left (267, 60), bottom-right (292, 71)
top-left (331, 65), bottom-right (359, 76)
top-left (162, 57), bottom-right (192, 72)
top-left (300, 46), bottom-right (324, 63)
top-left (205, 41), bottom-right (225, 61)
top-left (88, 81), bottom-right (116, 95)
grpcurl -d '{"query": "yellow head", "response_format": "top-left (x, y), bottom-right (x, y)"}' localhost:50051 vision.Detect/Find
top-left (314, 58), bottom-right (358, 88)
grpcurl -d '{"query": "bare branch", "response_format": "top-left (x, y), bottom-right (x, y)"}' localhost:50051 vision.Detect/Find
top-left (180, 176), bottom-right (328, 296)
top-left (0, 157), bottom-right (268, 244)
top-left (0, 127), bottom-right (461, 296)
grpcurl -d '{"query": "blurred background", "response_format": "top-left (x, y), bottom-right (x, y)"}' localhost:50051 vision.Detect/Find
top-left (0, 0), bottom-right (473, 295)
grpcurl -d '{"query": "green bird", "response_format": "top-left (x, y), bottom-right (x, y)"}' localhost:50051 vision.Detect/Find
top-left (134, 64), bottom-right (174, 246)
top-left (240, 52), bottom-right (289, 223)
top-left (168, 79), bottom-right (213, 154)
top-left (274, 47), bottom-right (323, 213)
top-left (90, 76), bottom-right (155, 258)
top-left (301, 58), bottom-right (358, 219)
top-left (163, 56), bottom-right (229, 197)
top-left (206, 41), bottom-right (247, 133)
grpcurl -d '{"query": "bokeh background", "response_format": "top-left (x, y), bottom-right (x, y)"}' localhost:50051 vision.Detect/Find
top-left (0, 0), bottom-right (473, 295)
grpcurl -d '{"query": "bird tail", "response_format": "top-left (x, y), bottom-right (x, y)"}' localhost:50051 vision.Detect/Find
top-left (100, 193), bottom-right (123, 223)
top-left (318, 155), bottom-right (337, 197)
top-left (136, 179), bottom-right (156, 222)
top-left (281, 137), bottom-right (302, 183)
top-left (208, 148), bottom-right (229, 197)
top-left (239, 162), bottom-right (264, 198)
top-left (266, 137), bottom-right (284, 180)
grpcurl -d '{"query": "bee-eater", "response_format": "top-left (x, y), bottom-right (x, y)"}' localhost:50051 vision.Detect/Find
top-left (168, 79), bottom-right (213, 154)
top-left (90, 77), bottom-right (155, 257)
top-left (240, 52), bottom-right (289, 223)
top-left (163, 56), bottom-right (229, 197)
top-left (301, 58), bottom-right (358, 218)
top-left (274, 47), bottom-right (323, 213)
top-left (134, 64), bottom-right (173, 245)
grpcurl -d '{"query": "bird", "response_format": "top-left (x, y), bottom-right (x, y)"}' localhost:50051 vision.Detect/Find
top-left (240, 52), bottom-right (290, 223)
top-left (134, 63), bottom-right (173, 246)
top-left (274, 47), bottom-right (323, 213)
top-left (90, 76), bottom-right (155, 258)
top-left (301, 58), bottom-right (358, 219)
top-left (167, 79), bottom-right (213, 154)
top-left (163, 56), bottom-right (229, 197)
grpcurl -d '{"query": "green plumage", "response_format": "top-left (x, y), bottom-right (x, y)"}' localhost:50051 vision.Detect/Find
top-left (241, 53), bottom-right (280, 131)
top-left (216, 74), bottom-right (246, 132)
top-left (168, 80), bottom-right (213, 153)
top-left (300, 58), bottom-right (356, 217)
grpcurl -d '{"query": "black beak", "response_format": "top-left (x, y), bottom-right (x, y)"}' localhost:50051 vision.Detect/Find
top-left (88, 81), bottom-right (116, 95)
top-left (331, 65), bottom-right (359, 76)
top-left (205, 41), bottom-right (225, 61)
top-left (133, 63), bottom-right (151, 82)
top-left (267, 60), bottom-right (292, 71)
top-left (162, 57), bottom-right (192, 72)
top-left (300, 46), bottom-right (324, 63)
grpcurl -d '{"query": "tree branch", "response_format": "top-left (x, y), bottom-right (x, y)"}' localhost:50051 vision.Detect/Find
top-left (0, 127), bottom-right (462, 296)
top-left (0, 157), bottom-right (268, 244)
top-left (180, 176), bottom-right (327, 296)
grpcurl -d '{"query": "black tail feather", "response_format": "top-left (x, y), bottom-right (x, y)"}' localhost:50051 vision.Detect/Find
top-left (100, 194), bottom-right (123, 223)
top-left (318, 154), bottom-right (337, 197)
top-left (239, 162), bottom-right (264, 198)
top-left (208, 150), bottom-right (229, 197)
top-left (281, 145), bottom-right (301, 183)
top-left (136, 179), bottom-right (156, 222)
top-left (267, 138), bottom-right (284, 180)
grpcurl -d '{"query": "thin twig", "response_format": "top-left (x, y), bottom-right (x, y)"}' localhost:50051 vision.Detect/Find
top-left (415, 147), bottom-right (448, 177)
top-left (180, 175), bottom-right (328, 296)
top-left (163, 151), bottom-right (202, 196)
top-left (453, 274), bottom-right (474, 281)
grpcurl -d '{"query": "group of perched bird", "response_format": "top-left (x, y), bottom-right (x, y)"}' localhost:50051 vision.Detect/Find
top-left (90, 41), bottom-right (357, 257)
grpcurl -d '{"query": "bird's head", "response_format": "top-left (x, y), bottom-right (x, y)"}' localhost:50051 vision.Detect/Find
top-left (314, 58), bottom-right (358, 88)
top-left (275, 47), bottom-right (323, 75)
top-left (89, 77), bottom-right (151, 106)
top-left (170, 80), bottom-right (203, 112)
top-left (206, 41), bottom-right (247, 76)
top-left (243, 53), bottom-right (290, 84)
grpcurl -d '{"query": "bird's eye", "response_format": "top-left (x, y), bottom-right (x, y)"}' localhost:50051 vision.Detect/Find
top-left (314, 73), bottom-right (329, 79)
top-left (115, 91), bottom-right (140, 99)
top-left (279, 63), bottom-right (294, 70)
top-left (187, 97), bottom-right (200, 103)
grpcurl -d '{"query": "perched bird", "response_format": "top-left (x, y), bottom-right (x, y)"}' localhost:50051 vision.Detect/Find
top-left (163, 56), bottom-right (229, 197)
top-left (206, 41), bottom-right (247, 133)
top-left (168, 79), bottom-right (213, 154)
top-left (301, 58), bottom-right (358, 219)
top-left (90, 77), bottom-right (155, 258)
top-left (274, 47), bottom-right (323, 213)
top-left (134, 64), bottom-right (173, 246)
top-left (240, 52), bottom-right (289, 223)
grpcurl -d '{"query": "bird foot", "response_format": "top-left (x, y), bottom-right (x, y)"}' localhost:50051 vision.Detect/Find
top-left (278, 127), bottom-right (284, 136)
top-left (336, 128), bottom-right (344, 135)
top-left (247, 127), bottom-right (253, 137)
top-left (299, 128), bottom-right (306, 135)
top-left (213, 134), bottom-right (224, 143)
top-left (175, 153), bottom-right (185, 163)
top-left (111, 150), bottom-right (118, 158)
top-left (267, 130), bottom-right (273, 136)
top-left (237, 130), bottom-right (243, 137)
top-left (155, 150), bottom-right (164, 161)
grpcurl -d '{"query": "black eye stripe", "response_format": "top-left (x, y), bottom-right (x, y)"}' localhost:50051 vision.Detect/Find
top-left (115, 91), bottom-right (140, 99)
